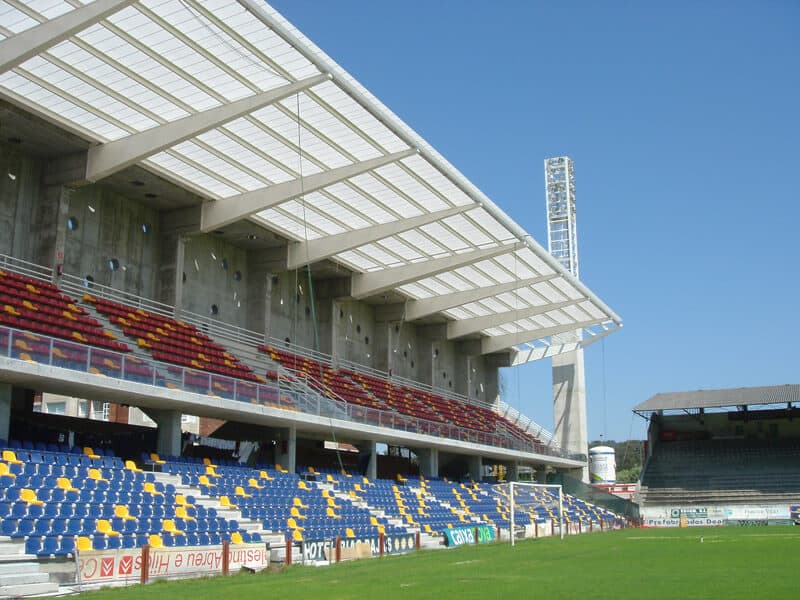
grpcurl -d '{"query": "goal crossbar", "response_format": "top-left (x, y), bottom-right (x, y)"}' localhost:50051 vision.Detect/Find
top-left (509, 482), bottom-right (564, 545)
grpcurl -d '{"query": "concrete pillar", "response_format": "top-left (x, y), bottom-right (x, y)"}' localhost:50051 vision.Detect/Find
top-left (468, 455), bottom-right (483, 482)
top-left (358, 439), bottom-right (377, 480)
top-left (264, 272), bottom-right (273, 341)
top-left (416, 447), bottom-right (439, 479)
top-left (0, 383), bottom-right (11, 442)
top-left (552, 344), bottom-right (589, 482)
top-left (51, 186), bottom-right (70, 285)
top-left (173, 236), bottom-right (186, 319)
top-left (142, 408), bottom-right (182, 457)
top-left (275, 426), bottom-right (296, 474)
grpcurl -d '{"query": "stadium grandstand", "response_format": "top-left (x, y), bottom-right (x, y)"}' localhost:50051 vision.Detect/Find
top-left (0, 0), bottom-right (626, 593)
top-left (635, 384), bottom-right (800, 527)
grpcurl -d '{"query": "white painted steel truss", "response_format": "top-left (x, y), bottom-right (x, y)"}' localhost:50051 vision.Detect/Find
top-left (0, 0), bottom-right (620, 360)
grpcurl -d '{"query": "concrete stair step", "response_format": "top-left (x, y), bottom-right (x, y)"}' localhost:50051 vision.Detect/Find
top-left (0, 581), bottom-right (59, 597)
top-left (0, 544), bottom-right (25, 556)
top-left (0, 572), bottom-right (50, 586)
top-left (0, 562), bottom-right (40, 576)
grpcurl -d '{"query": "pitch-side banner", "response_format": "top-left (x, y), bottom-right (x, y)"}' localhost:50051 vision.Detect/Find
top-left (302, 534), bottom-right (417, 561)
top-left (443, 525), bottom-right (495, 547)
top-left (77, 544), bottom-right (269, 584)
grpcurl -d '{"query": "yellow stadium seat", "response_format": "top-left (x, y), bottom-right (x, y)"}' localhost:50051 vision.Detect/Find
top-left (162, 519), bottom-right (184, 536)
top-left (88, 468), bottom-right (108, 483)
top-left (124, 460), bottom-right (142, 473)
top-left (0, 462), bottom-right (15, 478)
top-left (326, 507), bottom-right (340, 519)
top-left (293, 497), bottom-right (308, 509)
top-left (234, 486), bottom-right (252, 498)
top-left (2, 450), bottom-right (22, 465)
top-left (287, 517), bottom-right (304, 531)
top-left (247, 478), bottom-right (263, 489)
top-left (20, 488), bottom-right (44, 506)
top-left (292, 529), bottom-right (303, 542)
top-left (259, 470), bottom-right (274, 481)
top-left (175, 506), bottom-right (196, 521)
top-left (326, 497), bottom-right (340, 509)
top-left (275, 463), bottom-right (288, 474)
top-left (114, 505), bottom-right (137, 521)
top-left (219, 496), bottom-right (238, 510)
top-left (175, 494), bottom-right (194, 507)
top-left (345, 527), bottom-right (356, 539)
top-left (198, 475), bottom-right (215, 487)
top-left (83, 447), bottom-right (100, 460)
top-left (149, 453), bottom-right (166, 465)
top-left (96, 519), bottom-right (120, 537)
top-left (298, 480), bottom-right (310, 491)
top-left (205, 466), bottom-right (219, 478)
top-left (203, 457), bottom-right (217, 468)
top-left (290, 507), bottom-right (306, 520)
top-left (148, 534), bottom-right (164, 548)
top-left (143, 482), bottom-right (163, 496)
top-left (57, 477), bottom-right (77, 492)
top-left (76, 536), bottom-right (92, 552)
top-left (231, 531), bottom-right (244, 545)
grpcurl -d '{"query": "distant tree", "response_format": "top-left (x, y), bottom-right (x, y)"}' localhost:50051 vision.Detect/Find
top-left (616, 466), bottom-right (641, 483)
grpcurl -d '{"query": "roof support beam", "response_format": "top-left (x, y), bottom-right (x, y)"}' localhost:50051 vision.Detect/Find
top-left (447, 299), bottom-right (584, 339)
top-left (86, 73), bottom-right (331, 182)
top-left (404, 274), bottom-right (559, 321)
top-left (480, 318), bottom-right (607, 355)
top-left (286, 204), bottom-right (472, 270)
top-left (201, 148), bottom-right (417, 232)
top-left (0, 0), bottom-right (137, 74)
top-left (351, 241), bottom-right (524, 299)
top-left (580, 325), bottom-right (622, 349)
top-left (510, 341), bottom-right (582, 366)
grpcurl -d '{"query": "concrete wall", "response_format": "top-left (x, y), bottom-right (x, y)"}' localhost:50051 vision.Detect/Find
top-left (332, 299), bottom-right (375, 366)
top-left (0, 144), bottom-right (42, 262)
top-left (177, 234), bottom-right (249, 328)
top-left (265, 271), bottom-right (332, 352)
top-left (63, 186), bottom-right (159, 298)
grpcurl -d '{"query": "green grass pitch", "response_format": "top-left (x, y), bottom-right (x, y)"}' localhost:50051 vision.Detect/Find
top-left (76, 527), bottom-right (799, 600)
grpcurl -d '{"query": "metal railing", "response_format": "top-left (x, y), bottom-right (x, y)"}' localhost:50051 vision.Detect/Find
top-left (0, 324), bottom-right (581, 459)
top-left (1, 254), bottom-right (563, 453)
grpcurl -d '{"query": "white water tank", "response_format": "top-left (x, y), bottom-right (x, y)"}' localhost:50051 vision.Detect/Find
top-left (589, 446), bottom-right (616, 483)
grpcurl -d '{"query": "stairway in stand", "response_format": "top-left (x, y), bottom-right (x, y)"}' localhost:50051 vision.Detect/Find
top-left (0, 535), bottom-right (59, 597)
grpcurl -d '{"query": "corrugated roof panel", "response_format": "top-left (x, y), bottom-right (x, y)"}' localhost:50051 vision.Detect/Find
top-left (418, 222), bottom-right (468, 253)
top-left (398, 282), bottom-right (434, 299)
top-left (348, 173), bottom-right (420, 219)
top-left (377, 236), bottom-right (423, 262)
top-left (307, 192), bottom-right (370, 230)
top-left (397, 229), bottom-right (446, 258)
top-left (534, 281), bottom-right (568, 303)
top-left (376, 162), bottom-right (448, 212)
top-left (451, 265), bottom-right (494, 288)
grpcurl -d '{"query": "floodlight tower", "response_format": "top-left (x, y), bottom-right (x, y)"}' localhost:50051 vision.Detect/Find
top-left (545, 156), bottom-right (589, 482)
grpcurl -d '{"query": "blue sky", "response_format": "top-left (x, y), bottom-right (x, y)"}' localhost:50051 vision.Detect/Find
top-left (268, 1), bottom-right (800, 441)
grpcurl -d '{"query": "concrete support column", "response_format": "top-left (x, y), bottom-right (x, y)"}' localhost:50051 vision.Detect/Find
top-left (143, 408), bottom-right (182, 457)
top-left (173, 236), bottom-right (186, 319)
top-left (416, 447), bottom-right (439, 479)
top-left (0, 383), bottom-right (11, 442)
top-left (553, 344), bottom-right (588, 482)
top-left (275, 426), bottom-right (296, 474)
top-left (357, 439), bottom-right (377, 480)
top-left (264, 272), bottom-right (273, 341)
top-left (468, 455), bottom-right (483, 482)
top-left (51, 186), bottom-right (70, 285)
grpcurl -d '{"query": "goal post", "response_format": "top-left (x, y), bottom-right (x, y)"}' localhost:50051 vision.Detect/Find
top-left (509, 481), bottom-right (565, 545)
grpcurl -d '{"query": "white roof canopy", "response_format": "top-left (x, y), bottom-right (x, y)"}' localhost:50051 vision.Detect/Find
top-left (0, 0), bottom-right (621, 360)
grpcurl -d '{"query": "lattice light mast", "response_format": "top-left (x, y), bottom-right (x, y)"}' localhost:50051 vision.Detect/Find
top-left (545, 156), bottom-right (578, 278)
top-left (545, 156), bottom-right (589, 482)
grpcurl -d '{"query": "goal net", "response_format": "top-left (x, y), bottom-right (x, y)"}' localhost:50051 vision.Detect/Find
top-left (508, 482), bottom-right (564, 545)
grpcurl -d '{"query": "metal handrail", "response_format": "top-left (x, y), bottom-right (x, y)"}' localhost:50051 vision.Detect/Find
top-left (0, 324), bottom-right (581, 460)
top-left (1, 255), bottom-right (559, 447)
